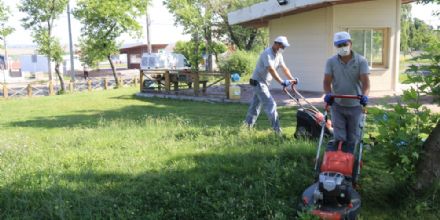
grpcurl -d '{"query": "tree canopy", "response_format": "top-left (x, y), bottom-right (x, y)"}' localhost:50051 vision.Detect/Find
top-left (74, 0), bottom-right (149, 85)
top-left (19, 0), bottom-right (68, 91)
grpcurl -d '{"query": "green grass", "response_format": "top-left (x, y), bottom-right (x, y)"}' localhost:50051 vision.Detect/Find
top-left (0, 88), bottom-right (438, 219)
top-left (399, 53), bottom-right (432, 83)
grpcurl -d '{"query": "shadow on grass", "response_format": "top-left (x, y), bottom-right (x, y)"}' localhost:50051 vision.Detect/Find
top-left (0, 148), bottom-right (315, 219)
top-left (8, 94), bottom-right (298, 130)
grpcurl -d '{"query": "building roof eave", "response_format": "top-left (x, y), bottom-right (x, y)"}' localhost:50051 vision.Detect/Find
top-left (229, 0), bottom-right (417, 28)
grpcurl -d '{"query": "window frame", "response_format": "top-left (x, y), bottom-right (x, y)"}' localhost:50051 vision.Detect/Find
top-left (345, 27), bottom-right (390, 69)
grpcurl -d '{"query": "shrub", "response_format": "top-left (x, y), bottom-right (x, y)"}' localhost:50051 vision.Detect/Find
top-left (218, 50), bottom-right (259, 80)
top-left (373, 89), bottom-right (435, 182)
top-left (373, 42), bottom-right (440, 183)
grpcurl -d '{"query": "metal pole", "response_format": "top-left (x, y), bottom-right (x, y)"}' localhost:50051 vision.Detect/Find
top-left (146, 12), bottom-right (152, 54)
top-left (3, 36), bottom-right (6, 84)
top-left (67, 1), bottom-right (75, 81)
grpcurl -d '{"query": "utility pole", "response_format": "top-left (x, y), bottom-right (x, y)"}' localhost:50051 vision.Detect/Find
top-left (67, 1), bottom-right (75, 81)
top-left (146, 9), bottom-right (152, 54)
top-left (3, 36), bottom-right (6, 84)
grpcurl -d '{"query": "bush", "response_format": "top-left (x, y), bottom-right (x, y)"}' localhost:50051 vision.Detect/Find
top-left (218, 50), bottom-right (258, 80)
top-left (373, 91), bottom-right (434, 182)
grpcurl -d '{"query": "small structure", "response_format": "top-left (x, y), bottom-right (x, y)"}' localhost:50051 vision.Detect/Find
top-left (228, 0), bottom-right (415, 92)
top-left (120, 43), bottom-right (168, 69)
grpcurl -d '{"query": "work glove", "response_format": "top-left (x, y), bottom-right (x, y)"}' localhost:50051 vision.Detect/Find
top-left (359, 95), bottom-right (368, 106)
top-left (281, 79), bottom-right (291, 87)
top-left (324, 93), bottom-right (334, 105)
top-left (293, 77), bottom-right (299, 85)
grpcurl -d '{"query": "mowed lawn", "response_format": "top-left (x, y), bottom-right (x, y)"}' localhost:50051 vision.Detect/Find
top-left (0, 87), bottom-right (437, 219)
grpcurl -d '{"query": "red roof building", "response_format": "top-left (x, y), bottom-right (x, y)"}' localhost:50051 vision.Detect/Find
top-left (119, 44), bottom-right (168, 69)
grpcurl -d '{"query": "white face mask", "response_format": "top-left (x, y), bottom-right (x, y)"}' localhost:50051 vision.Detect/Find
top-left (278, 48), bottom-right (284, 54)
top-left (337, 46), bottom-right (351, 56)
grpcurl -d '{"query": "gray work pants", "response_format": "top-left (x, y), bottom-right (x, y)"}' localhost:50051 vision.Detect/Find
top-left (330, 103), bottom-right (362, 152)
top-left (245, 82), bottom-right (281, 132)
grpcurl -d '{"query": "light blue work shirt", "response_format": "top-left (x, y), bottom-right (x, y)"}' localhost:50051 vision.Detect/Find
top-left (251, 47), bottom-right (285, 86)
top-left (325, 52), bottom-right (370, 107)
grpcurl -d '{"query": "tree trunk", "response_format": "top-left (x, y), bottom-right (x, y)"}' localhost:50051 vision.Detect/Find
top-left (193, 33), bottom-right (200, 72)
top-left (54, 62), bottom-right (66, 93)
top-left (222, 15), bottom-right (242, 50)
top-left (245, 29), bottom-right (258, 51)
top-left (107, 55), bottom-right (118, 87)
top-left (415, 121), bottom-right (440, 191)
top-left (47, 21), bottom-right (53, 81)
top-left (205, 25), bottom-right (213, 72)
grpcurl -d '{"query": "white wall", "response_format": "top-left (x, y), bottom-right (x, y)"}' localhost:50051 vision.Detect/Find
top-left (267, 0), bottom-right (400, 92)
top-left (333, 0), bottom-right (400, 91)
top-left (269, 7), bottom-right (333, 91)
top-left (20, 55), bottom-right (49, 73)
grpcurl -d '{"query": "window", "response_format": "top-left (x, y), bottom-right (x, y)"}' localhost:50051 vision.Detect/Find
top-left (347, 28), bottom-right (389, 68)
top-left (130, 54), bottom-right (141, 64)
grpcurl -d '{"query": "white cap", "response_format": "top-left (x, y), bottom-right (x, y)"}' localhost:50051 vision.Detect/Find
top-left (333, 31), bottom-right (351, 46)
top-left (274, 36), bottom-right (290, 47)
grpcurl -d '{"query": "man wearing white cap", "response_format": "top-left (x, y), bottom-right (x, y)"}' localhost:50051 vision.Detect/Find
top-left (323, 31), bottom-right (370, 152)
top-left (245, 36), bottom-right (298, 134)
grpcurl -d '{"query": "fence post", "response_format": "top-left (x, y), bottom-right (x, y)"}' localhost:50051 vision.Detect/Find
top-left (118, 78), bottom-right (123, 87)
top-left (164, 70), bottom-right (170, 93)
top-left (193, 72), bottom-right (200, 96)
top-left (225, 72), bottom-right (230, 99)
top-left (140, 70), bottom-right (144, 92)
top-left (104, 78), bottom-right (108, 90)
top-left (27, 84), bottom-right (32, 97)
top-left (87, 80), bottom-right (92, 91)
top-left (133, 77), bottom-right (137, 87)
top-left (49, 81), bottom-right (54, 96)
top-left (69, 81), bottom-right (74, 93)
top-left (3, 84), bottom-right (8, 98)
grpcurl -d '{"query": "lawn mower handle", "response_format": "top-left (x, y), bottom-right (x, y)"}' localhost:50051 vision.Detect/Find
top-left (331, 95), bottom-right (361, 99)
top-left (324, 95), bottom-right (367, 112)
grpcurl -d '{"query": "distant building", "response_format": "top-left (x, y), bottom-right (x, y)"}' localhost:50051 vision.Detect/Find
top-left (119, 43), bottom-right (168, 69)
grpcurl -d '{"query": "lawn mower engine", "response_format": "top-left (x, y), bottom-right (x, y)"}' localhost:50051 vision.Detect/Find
top-left (294, 107), bottom-right (333, 139)
top-left (300, 142), bottom-right (361, 220)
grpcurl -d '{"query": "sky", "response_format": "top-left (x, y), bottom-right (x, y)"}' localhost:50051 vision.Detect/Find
top-left (2, 1), bottom-right (440, 48)
top-left (4, 0), bottom-right (190, 48)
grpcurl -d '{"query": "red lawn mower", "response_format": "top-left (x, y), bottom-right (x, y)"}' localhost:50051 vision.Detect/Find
top-left (283, 85), bottom-right (333, 139)
top-left (299, 95), bottom-right (367, 220)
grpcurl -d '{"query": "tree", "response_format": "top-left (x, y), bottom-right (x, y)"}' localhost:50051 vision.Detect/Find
top-left (0, 2), bottom-right (14, 71)
top-left (34, 29), bottom-right (67, 93)
top-left (401, 4), bottom-right (412, 55)
top-left (19, 0), bottom-right (68, 88)
top-left (164, 0), bottom-right (212, 71)
top-left (174, 40), bottom-right (226, 71)
top-left (74, 0), bottom-right (148, 87)
top-left (410, 0), bottom-right (440, 192)
top-left (210, 0), bottom-right (268, 51)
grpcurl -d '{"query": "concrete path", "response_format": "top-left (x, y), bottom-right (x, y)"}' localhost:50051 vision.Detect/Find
top-left (137, 83), bottom-right (439, 113)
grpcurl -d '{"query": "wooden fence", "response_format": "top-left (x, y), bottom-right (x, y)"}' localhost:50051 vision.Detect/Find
top-left (0, 77), bottom-right (139, 98)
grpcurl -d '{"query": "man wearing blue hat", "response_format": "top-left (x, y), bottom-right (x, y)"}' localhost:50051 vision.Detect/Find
top-left (245, 36), bottom-right (299, 134)
top-left (323, 31), bottom-right (370, 152)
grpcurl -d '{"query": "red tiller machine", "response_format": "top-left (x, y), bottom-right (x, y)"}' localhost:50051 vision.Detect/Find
top-left (299, 95), bottom-right (367, 220)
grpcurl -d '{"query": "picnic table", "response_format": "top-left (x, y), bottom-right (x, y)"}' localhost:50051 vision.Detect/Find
top-left (139, 69), bottom-right (231, 98)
